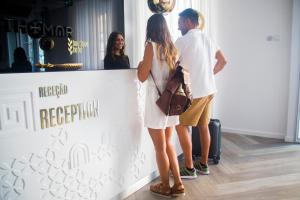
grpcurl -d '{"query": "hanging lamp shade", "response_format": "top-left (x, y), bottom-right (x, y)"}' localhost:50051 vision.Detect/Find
top-left (39, 37), bottom-right (55, 51)
top-left (147, 0), bottom-right (176, 14)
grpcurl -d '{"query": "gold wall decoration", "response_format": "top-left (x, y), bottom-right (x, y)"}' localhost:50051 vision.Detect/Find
top-left (67, 37), bottom-right (88, 55)
top-left (40, 99), bottom-right (100, 129)
top-left (39, 84), bottom-right (68, 98)
top-left (147, 0), bottom-right (176, 13)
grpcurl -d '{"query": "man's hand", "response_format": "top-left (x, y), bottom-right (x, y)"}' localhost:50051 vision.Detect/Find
top-left (213, 50), bottom-right (227, 75)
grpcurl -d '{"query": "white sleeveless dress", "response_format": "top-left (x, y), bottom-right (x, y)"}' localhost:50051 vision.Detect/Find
top-left (144, 42), bottom-right (179, 129)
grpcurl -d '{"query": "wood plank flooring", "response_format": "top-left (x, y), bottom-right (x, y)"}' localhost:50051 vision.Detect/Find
top-left (125, 132), bottom-right (300, 200)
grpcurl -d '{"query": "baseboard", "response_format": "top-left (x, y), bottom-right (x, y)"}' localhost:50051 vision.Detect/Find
top-left (222, 127), bottom-right (285, 139)
top-left (112, 170), bottom-right (159, 200)
top-left (284, 135), bottom-right (296, 143)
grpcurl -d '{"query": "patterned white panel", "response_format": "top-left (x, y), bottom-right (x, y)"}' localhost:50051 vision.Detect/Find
top-left (69, 144), bottom-right (90, 169)
top-left (0, 159), bottom-right (26, 200)
top-left (0, 89), bottom-right (35, 136)
top-left (0, 71), bottom-right (163, 200)
top-left (130, 146), bottom-right (146, 179)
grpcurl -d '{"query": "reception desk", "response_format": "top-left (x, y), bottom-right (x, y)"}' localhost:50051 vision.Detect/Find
top-left (0, 70), bottom-right (181, 200)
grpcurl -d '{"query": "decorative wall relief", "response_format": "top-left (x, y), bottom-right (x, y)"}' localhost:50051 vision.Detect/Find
top-left (108, 168), bottom-right (125, 188)
top-left (0, 159), bottom-right (26, 200)
top-left (0, 71), bottom-right (161, 200)
top-left (68, 144), bottom-right (91, 169)
top-left (134, 80), bottom-right (145, 124)
top-left (92, 134), bottom-right (117, 163)
top-left (0, 90), bottom-right (35, 136)
top-left (40, 168), bottom-right (106, 200)
top-left (50, 128), bottom-right (69, 150)
top-left (0, 129), bottom-right (68, 200)
top-left (130, 146), bottom-right (146, 179)
top-left (36, 148), bottom-right (57, 176)
top-left (0, 97), bottom-right (150, 200)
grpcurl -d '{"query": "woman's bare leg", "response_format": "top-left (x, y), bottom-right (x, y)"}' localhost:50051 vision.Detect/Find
top-left (165, 127), bottom-right (182, 185)
top-left (148, 128), bottom-right (170, 186)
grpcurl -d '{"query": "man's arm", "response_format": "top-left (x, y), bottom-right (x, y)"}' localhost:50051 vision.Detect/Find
top-left (213, 50), bottom-right (227, 75)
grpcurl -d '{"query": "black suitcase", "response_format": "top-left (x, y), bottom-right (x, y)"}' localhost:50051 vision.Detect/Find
top-left (192, 119), bottom-right (221, 164)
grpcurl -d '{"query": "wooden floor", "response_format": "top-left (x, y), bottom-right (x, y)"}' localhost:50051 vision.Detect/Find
top-left (125, 132), bottom-right (300, 200)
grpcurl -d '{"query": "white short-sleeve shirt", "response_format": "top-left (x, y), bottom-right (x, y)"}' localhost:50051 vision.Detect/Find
top-left (175, 29), bottom-right (219, 98)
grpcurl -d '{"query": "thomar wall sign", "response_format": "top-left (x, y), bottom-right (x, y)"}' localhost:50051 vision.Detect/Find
top-left (5, 19), bottom-right (73, 38)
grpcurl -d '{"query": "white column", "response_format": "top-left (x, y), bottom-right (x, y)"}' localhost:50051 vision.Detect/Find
top-left (286, 0), bottom-right (300, 142)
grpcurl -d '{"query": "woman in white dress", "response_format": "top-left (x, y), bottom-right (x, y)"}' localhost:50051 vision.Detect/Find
top-left (137, 14), bottom-right (185, 198)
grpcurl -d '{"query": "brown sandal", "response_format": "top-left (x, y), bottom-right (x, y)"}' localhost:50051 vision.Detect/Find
top-left (150, 182), bottom-right (172, 198)
top-left (171, 183), bottom-right (185, 197)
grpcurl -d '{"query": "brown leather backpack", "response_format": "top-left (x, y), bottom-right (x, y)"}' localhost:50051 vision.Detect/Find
top-left (151, 62), bottom-right (193, 116)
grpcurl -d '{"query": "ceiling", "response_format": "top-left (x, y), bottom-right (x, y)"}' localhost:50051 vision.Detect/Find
top-left (1, 0), bottom-right (72, 18)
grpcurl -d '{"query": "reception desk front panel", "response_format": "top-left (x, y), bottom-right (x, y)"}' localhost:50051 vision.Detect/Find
top-left (0, 70), bottom-right (181, 200)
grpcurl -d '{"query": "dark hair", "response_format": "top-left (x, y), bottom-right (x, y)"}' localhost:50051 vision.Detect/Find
top-left (146, 14), bottom-right (169, 43)
top-left (146, 14), bottom-right (177, 69)
top-left (179, 8), bottom-right (199, 25)
top-left (105, 31), bottom-right (125, 57)
top-left (14, 47), bottom-right (28, 62)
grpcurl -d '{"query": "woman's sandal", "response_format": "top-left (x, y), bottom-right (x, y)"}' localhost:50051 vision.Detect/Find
top-left (150, 182), bottom-right (172, 198)
top-left (171, 182), bottom-right (185, 197)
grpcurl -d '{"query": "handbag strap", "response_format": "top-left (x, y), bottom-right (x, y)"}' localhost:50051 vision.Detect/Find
top-left (150, 61), bottom-right (179, 96)
top-left (150, 71), bottom-right (162, 96)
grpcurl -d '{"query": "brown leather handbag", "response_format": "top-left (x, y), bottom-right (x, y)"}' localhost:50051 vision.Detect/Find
top-left (151, 62), bottom-right (193, 116)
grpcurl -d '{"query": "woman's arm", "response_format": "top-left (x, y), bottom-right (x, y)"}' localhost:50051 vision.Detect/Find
top-left (137, 42), bottom-right (153, 82)
top-left (126, 56), bottom-right (130, 68)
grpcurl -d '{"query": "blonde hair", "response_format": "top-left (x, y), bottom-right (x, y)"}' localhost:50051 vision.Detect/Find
top-left (198, 12), bottom-right (205, 30)
top-left (156, 42), bottom-right (177, 70)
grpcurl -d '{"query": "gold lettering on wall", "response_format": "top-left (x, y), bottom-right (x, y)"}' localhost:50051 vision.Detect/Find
top-left (57, 107), bottom-right (64, 125)
top-left (71, 105), bottom-right (77, 122)
top-left (64, 105), bottom-right (71, 124)
top-left (39, 100), bottom-right (100, 129)
top-left (39, 84), bottom-right (68, 98)
top-left (68, 37), bottom-right (88, 55)
top-left (40, 109), bottom-right (49, 129)
top-left (49, 108), bottom-right (56, 127)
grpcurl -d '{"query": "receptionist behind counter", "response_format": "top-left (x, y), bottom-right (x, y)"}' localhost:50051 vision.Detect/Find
top-left (104, 31), bottom-right (130, 70)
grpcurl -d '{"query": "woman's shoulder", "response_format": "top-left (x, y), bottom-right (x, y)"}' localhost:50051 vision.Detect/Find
top-left (104, 54), bottom-right (112, 59)
top-left (146, 41), bottom-right (155, 47)
top-left (104, 54), bottom-right (113, 62)
top-left (145, 42), bottom-right (154, 52)
top-left (123, 55), bottom-right (130, 62)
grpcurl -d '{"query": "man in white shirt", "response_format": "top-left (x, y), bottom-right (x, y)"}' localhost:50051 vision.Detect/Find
top-left (175, 8), bottom-right (227, 178)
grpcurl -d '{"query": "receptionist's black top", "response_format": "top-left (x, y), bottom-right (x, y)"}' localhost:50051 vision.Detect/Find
top-left (104, 54), bottom-right (130, 70)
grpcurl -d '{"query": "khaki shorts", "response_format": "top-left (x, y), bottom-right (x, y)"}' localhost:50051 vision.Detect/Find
top-left (179, 95), bottom-right (214, 126)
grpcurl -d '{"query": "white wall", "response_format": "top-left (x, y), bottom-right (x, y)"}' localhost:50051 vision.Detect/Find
top-left (212, 0), bottom-right (293, 139)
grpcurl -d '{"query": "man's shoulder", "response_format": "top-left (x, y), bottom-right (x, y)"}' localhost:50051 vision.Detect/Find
top-left (175, 33), bottom-right (192, 46)
top-left (178, 30), bottom-right (207, 41)
top-left (175, 36), bottom-right (184, 44)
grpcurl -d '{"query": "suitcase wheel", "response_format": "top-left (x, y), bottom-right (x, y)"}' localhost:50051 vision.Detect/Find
top-left (213, 158), bottom-right (219, 164)
top-left (212, 155), bottom-right (220, 164)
